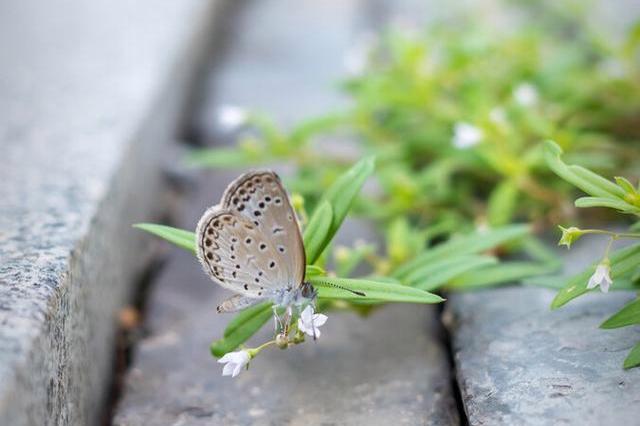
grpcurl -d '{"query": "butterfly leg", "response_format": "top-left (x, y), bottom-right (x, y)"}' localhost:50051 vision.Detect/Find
top-left (272, 305), bottom-right (285, 334)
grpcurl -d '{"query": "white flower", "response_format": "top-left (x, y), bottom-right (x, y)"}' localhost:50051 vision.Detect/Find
top-left (452, 122), bottom-right (483, 149)
top-left (297, 305), bottom-right (328, 338)
top-left (217, 105), bottom-right (248, 131)
top-left (513, 82), bottom-right (539, 107)
top-left (218, 350), bottom-right (251, 377)
top-left (587, 262), bottom-right (613, 293)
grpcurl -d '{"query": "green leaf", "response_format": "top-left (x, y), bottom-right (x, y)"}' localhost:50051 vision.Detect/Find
top-left (134, 223), bottom-right (196, 254)
top-left (551, 243), bottom-right (640, 309)
top-left (211, 302), bottom-right (273, 358)
top-left (544, 141), bottom-right (625, 199)
top-left (624, 342), bottom-right (640, 369)
top-left (404, 255), bottom-right (497, 288)
top-left (323, 156), bottom-right (375, 236)
top-left (308, 156), bottom-right (375, 259)
top-left (311, 276), bottom-right (444, 304)
top-left (575, 197), bottom-right (640, 213)
top-left (615, 176), bottom-right (637, 195)
top-left (305, 264), bottom-right (325, 277)
top-left (449, 261), bottom-right (558, 290)
top-left (303, 201), bottom-right (333, 264)
top-left (394, 224), bottom-right (530, 279)
top-left (487, 180), bottom-right (519, 226)
top-left (601, 298), bottom-right (640, 329)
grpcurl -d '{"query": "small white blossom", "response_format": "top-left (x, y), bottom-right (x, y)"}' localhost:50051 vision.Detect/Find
top-left (218, 350), bottom-right (251, 377)
top-left (217, 105), bottom-right (248, 131)
top-left (513, 82), bottom-right (539, 107)
top-left (452, 122), bottom-right (483, 149)
top-left (297, 305), bottom-right (328, 338)
top-left (587, 262), bottom-right (613, 293)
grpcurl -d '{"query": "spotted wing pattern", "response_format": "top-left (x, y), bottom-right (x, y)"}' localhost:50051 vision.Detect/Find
top-left (195, 171), bottom-right (306, 306)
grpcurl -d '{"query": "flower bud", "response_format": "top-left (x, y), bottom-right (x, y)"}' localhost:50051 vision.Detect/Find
top-left (558, 226), bottom-right (584, 249)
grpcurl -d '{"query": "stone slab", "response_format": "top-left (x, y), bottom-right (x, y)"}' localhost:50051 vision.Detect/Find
top-left (446, 240), bottom-right (640, 425)
top-left (0, 1), bottom-right (219, 424)
top-left (115, 0), bottom-right (459, 424)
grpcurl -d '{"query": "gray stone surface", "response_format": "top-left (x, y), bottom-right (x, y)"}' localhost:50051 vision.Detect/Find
top-left (0, 1), bottom-right (220, 424)
top-left (115, 0), bottom-right (459, 424)
top-left (446, 241), bottom-right (640, 425)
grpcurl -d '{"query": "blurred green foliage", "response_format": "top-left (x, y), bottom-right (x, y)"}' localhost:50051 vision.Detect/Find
top-left (154, 1), bottom-right (640, 365)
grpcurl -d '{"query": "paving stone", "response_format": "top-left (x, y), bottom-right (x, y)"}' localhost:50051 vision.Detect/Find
top-left (446, 241), bottom-right (640, 425)
top-left (115, 0), bottom-right (459, 424)
top-left (0, 1), bottom-right (219, 424)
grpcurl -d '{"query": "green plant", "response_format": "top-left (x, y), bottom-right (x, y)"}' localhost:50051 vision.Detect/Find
top-left (537, 141), bottom-right (640, 369)
top-left (136, 158), bottom-right (537, 370)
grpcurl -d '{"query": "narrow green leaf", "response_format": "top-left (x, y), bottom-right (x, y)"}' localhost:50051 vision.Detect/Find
top-left (575, 197), bottom-right (640, 213)
top-left (305, 265), bottom-right (325, 277)
top-left (404, 254), bottom-right (495, 285)
top-left (311, 276), bottom-right (444, 304)
top-left (134, 223), bottom-right (196, 254)
top-left (487, 180), bottom-right (519, 226)
top-left (211, 303), bottom-right (272, 358)
top-left (303, 201), bottom-right (333, 264)
top-left (601, 298), bottom-right (640, 329)
top-left (321, 156), bottom-right (376, 243)
top-left (624, 342), bottom-right (640, 369)
top-left (411, 256), bottom-right (498, 291)
top-left (544, 141), bottom-right (623, 200)
top-left (394, 224), bottom-right (530, 279)
top-left (449, 261), bottom-right (558, 290)
top-left (615, 176), bottom-right (637, 195)
top-left (551, 243), bottom-right (640, 309)
top-left (568, 165), bottom-right (626, 198)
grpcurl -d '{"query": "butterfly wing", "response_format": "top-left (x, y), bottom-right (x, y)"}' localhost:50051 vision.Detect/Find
top-left (216, 294), bottom-right (263, 313)
top-left (196, 206), bottom-right (286, 298)
top-left (220, 170), bottom-right (306, 289)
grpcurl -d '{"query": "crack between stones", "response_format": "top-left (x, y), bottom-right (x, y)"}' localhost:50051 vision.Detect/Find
top-left (437, 302), bottom-right (469, 426)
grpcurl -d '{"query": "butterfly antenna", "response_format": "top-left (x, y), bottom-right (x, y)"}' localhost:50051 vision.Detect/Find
top-left (316, 280), bottom-right (366, 297)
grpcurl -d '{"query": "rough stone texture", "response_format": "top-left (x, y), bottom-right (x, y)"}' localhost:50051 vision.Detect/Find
top-left (0, 1), bottom-right (220, 424)
top-left (115, 0), bottom-right (459, 424)
top-left (447, 240), bottom-right (640, 425)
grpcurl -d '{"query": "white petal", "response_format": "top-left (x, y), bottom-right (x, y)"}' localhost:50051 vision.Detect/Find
top-left (587, 276), bottom-right (598, 289)
top-left (312, 314), bottom-right (328, 327)
top-left (218, 353), bottom-right (234, 363)
top-left (313, 328), bottom-right (321, 339)
top-left (298, 318), bottom-right (312, 335)
top-left (222, 362), bottom-right (235, 376)
top-left (300, 305), bottom-right (314, 322)
top-left (232, 362), bottom-right (244, 378)
top-left (600, 279), bottom-right (611, 293)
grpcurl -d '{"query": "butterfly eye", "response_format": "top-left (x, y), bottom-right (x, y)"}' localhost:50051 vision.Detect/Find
top-left (265, 196), bottom-right (271, 202)
top-left (254, 211), bottom-right (261, 217)
top-left (278, 246), bottom-right (286, 253)
top-left (259, 243), bottom-right (267, 251)
top-left (274, 197), bottom-right (282, 205)
top-left (245, 238), bottom-right (252, 244)
top-left (269, 261), bottom-right (276, 269)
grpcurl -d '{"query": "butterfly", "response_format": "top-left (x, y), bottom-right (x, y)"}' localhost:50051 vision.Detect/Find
top-left (195, 170), bottom-right (317, 316)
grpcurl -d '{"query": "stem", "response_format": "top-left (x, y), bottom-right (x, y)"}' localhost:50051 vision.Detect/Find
top-left (579, 229), bottom-right (640, 239)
